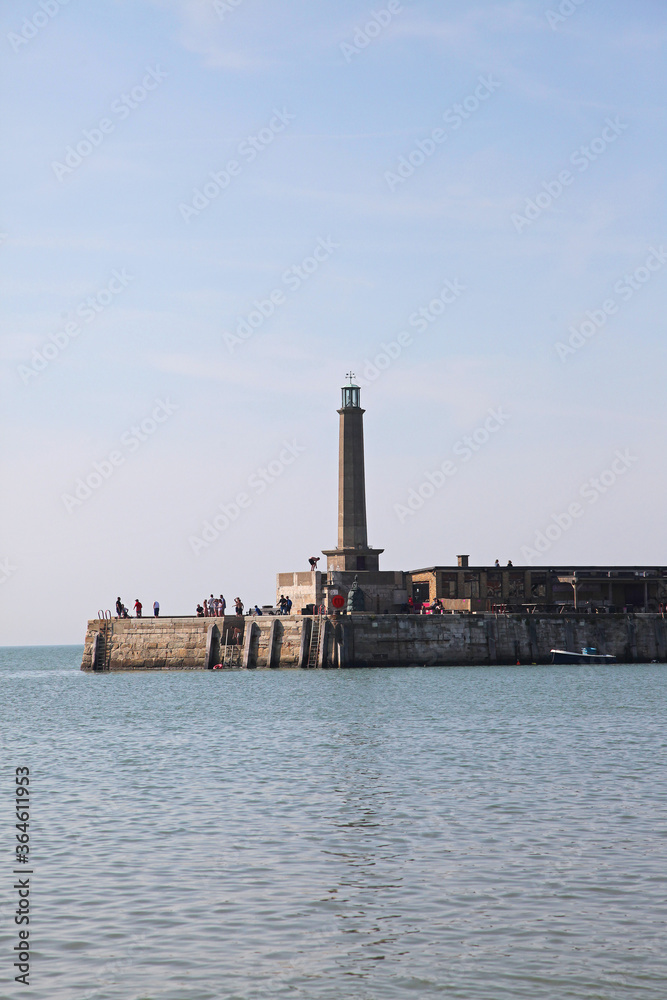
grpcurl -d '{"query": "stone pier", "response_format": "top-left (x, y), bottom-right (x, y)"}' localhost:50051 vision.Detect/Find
top-left (81, 613), bottom-right (667, 671)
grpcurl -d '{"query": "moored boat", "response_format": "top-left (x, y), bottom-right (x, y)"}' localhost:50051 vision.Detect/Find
top-left (550, 647), bottom-right (617, 665)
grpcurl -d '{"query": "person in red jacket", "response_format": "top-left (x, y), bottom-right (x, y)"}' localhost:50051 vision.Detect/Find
top-left (134, 599), bottom-right (142, 617)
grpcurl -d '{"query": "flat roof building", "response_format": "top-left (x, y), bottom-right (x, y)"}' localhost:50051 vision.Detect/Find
top-left (408, 561), bottom-right (667, 614)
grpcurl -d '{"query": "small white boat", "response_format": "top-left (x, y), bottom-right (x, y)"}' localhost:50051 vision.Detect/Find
top-left (550, 647), bottom-right (617, 665)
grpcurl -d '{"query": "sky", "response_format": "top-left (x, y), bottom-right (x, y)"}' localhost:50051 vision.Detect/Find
top-left (1, 0), bottom-right (665, 645)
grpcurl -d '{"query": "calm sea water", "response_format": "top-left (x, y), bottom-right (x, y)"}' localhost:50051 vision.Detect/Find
top-left (1, 646), bottom-right (666, 1000)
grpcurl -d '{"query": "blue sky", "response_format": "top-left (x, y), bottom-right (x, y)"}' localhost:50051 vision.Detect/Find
top-left (1, 0), bottom-right (665, 643)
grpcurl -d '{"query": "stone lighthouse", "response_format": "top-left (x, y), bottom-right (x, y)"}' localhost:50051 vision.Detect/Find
top-left (276, 377), bottom-right (407, 614)
top-left (322, 374), bottom-right (384, 573)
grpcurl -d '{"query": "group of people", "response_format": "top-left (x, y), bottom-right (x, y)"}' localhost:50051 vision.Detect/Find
top-left (115, 593), bottom-right (298, 619)
top-left (196, 595), bottom-right (245, 617)
top-left (116, 597), bottom-right (160, 618)
top-left (238, 600), bottom-right (291, 616)
top-left (197, 594), bottom-right (227, 616)
top-left (197, 597), bottom-right (294, 616)
top-left (413, 597), bottom-right (446, 615)
top-left (197, 596), bottom-right (294, 616)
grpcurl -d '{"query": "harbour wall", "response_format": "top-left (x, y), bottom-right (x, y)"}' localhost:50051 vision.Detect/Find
top-left (81, 613), bottom-right (667, 670)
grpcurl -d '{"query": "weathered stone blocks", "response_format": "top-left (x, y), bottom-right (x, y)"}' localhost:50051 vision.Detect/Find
top-left (81, 613), bottom-right (667, 671)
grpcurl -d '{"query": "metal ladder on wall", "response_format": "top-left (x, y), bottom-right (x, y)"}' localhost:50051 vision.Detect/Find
top-left (221, 628), bottom-right (242, 668)
top-left (306, 614), bottom-right (322, 669)
top-left (96, 610), bottom-right (113, 670)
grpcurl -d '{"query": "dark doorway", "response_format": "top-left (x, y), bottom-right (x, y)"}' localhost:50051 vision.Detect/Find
top-left (623, 584), bottom-right (645, 607)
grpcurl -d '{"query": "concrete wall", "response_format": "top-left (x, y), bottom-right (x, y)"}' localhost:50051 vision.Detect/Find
top-left (345, 613), bottom-right (667, 666)
top-left (82, 613), bottom-right (667, 671)
top-left (326, 570), bottom-right (408, 614)
top-left (276, 571), bottom-right (322, 613)
top-left (242, 617), bottom-right (307, 669)
top-left (276, 569), bottom-right (408, 614)
top-left (81, 616), bottom-right (247, 671)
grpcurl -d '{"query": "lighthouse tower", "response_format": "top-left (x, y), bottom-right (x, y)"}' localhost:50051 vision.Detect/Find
top-left (276, 376), bottom-right (406, 615)
top-left (322, 375), bottom-right (384, 573)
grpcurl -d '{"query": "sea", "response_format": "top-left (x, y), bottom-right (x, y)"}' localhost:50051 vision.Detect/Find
top-left (1, 645), bottom-right (666, 1000)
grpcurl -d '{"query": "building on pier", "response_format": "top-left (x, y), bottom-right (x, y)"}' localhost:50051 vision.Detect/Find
top-left (409, 557), bottom-right (667, 614)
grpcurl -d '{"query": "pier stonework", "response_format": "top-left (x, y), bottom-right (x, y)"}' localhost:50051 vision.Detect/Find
top-left (276, 571), bottom-right (323, 611)
top-left (81, 613), bottom-right (667, 671)
top-left (81, 616), bottom-right (247, 671)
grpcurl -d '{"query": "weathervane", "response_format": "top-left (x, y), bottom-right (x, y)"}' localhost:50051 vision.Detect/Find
top-left (346, 371), bottom-right (356, 385)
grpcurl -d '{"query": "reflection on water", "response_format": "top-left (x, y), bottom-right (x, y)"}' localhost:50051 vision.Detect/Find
top-left (1, 646), bottom-right (666, 999)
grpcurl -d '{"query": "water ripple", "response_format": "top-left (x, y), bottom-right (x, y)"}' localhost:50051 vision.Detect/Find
top-left (1, 648), bottom-right (666, 998)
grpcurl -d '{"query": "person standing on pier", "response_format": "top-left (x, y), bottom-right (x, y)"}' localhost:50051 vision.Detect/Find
top-left (218, 594), bottom-right (226, 617)
top-left (153, 600), bottom-right (160, 617)
top-left (234, 597), bottom-right (244, 616)
top-left (134, 599), bottom-right (142, 617)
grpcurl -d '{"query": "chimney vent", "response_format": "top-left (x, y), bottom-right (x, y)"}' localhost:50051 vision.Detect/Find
top-left (457, 555), bottom-right (469, 568)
